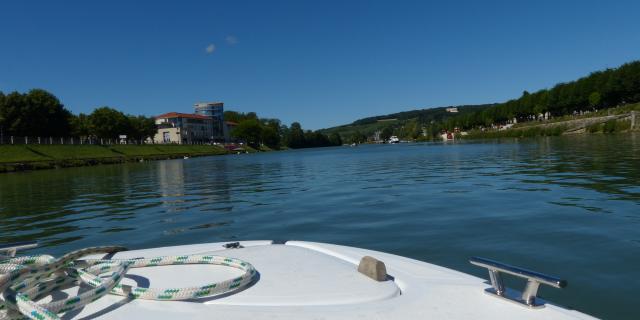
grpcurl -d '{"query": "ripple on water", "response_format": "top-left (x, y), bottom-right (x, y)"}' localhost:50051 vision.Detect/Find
top-left (1, 136), bottom-right (640, 319)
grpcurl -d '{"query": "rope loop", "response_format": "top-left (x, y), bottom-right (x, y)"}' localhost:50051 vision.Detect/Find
top-left (0, 246), bottom-right (257, 320)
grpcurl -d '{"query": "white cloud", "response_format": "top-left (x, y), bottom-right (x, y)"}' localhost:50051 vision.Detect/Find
top-left (205, 43), bottom-right (216, 54)
top-left (225, 35), bottom-right (238, 46)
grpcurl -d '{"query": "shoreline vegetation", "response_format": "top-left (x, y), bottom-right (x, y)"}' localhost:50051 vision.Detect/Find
top-left (0, 144), bottom-right (235, 173)
top-left (2, 107), bottom-right (638, 173)
top-left (3, 60), bottom-right (640, 172)
top-left (0, 90), bottom-right (343, 174)
top-left (463, 103), bottom-right (639, 139)
top-left (322, 60), bottom-right (640, 143)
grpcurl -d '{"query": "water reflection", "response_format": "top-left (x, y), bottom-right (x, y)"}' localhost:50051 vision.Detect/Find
top-left (157, 159), bottom-right (186, 198)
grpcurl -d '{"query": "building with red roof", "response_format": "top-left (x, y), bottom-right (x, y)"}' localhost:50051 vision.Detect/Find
top-left (153, 102), bottom-right (231, 144)
top-left (153, 112), bottom-right (215, 144)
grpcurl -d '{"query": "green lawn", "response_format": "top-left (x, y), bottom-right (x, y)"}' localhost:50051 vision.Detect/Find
top-left (0, 145), bottom-right (50, 162)
top-left (27, 145), bottom-right (121, 160)
top-left (0, 144), bottom-right (229, 164)
top-left (109, 145), bottom-right (166, 156)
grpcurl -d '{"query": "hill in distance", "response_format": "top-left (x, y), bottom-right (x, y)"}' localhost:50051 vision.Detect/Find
top-left (320, 59), bottom-right (640, 142)
top-left (319, 103), bottom-right (496, 139)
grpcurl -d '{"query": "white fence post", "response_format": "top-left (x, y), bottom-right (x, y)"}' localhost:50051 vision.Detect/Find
top-left (25, 136), bottom-right (28, 144)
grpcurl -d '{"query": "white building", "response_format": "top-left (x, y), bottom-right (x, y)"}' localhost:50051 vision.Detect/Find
top-left (153, 112), bottom-right (214, 144)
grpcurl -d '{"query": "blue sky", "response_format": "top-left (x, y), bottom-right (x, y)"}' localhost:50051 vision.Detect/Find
top-left (1, 1), bottom-right (639, 130)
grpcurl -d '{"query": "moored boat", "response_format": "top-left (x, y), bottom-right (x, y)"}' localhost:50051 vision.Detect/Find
top-left (0, 241), bottom-right (597, 319)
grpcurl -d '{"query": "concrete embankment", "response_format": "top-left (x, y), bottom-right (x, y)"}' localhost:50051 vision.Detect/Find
top-left (0, 144), bottom-right (231, 173)
top-left (518, 111), bottom-right (637, 134)
top-left (464, 109), bottom-right (639, 140)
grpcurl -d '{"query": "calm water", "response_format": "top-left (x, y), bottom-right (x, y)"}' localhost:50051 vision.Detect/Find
top-left (2, 134), bottom-right (640, 319)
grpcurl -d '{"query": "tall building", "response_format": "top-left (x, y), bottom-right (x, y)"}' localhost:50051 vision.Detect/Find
top-left (194, 102), bottom-right (225, 141)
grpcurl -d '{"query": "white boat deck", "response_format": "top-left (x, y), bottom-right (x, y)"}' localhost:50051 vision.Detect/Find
top-left (37, 241), bottom-right (596, 319)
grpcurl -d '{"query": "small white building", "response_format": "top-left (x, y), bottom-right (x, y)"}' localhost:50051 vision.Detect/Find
top-left (446, 107), bottom-right (459, 113)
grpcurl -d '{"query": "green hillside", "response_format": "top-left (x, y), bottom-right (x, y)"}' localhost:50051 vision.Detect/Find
top-left (319, 104), bottom-right (494, 142)
top-left (321, 60), bottom-right (640, 142)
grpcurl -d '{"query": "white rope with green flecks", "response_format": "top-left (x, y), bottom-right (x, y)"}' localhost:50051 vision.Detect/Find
top-left (0, 246), bottom-right (257, 320)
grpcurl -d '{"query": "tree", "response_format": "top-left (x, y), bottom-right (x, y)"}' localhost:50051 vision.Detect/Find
top-left (380, 127), bottom-right (393, 141)
top-left (128, 115), bottom-right (157, 142)
top-left (304, 130), bottom-right (330, 147)
top-left (0, 91), bottom-right (5, 141)
top-left (280, 124), bottom-right (291, 146)
top-left (349, 130), bottom-right (367, 144)
top-left (261, 119), bottom-right (282, 148)
top-left (26, 89), bottom-right (73, 136)
top-left (328, 132), bottom-right (342, 146)
top-left (231, 118), bottom-right (262, 147)
top-left (0, 89), bottom-right (72, 137)
top-left (88, 107), bottom-right (130, 140)
top-left (70, 113), bottom-right (92, 137)
top-left (260, 126), bottom-right (280, 148)
top-left (223, 111), bottom-right (242, 123)
top-left (589, 91), bottom-right (601, 107)
top-left (287, 122), bottom-right (306, 148)
top-left (224, 110), bottom-right (259, 123)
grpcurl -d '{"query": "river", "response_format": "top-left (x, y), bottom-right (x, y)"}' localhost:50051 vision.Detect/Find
top-left (1, 134), bottom-right (639, 319)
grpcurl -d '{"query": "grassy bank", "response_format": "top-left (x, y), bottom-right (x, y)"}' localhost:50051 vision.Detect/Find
top-left (464, 107), bottom-right (638, 140)
top-left (0, 144), bottom-right (229, 173)
top-left (464, 120), bottom-right (636, 140)
top-left (464, 125), bottom-right (569, 139)
top-left (513, 103), bottom-right (640, 129)
top-left (586, 119), bottom-right (632, 133)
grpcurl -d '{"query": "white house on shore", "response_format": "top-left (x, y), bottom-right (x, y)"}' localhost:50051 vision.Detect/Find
top-left (153, 112), bottom-right (214, 144)
top-left (153, 101), bottom-right (234, 144)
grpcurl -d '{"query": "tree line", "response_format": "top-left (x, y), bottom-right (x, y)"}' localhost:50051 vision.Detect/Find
top-left (0, 89), bottom-right (156, 141)
top-left (0, 89), bottom-right (342, 149)
top-left (225, 111), bottom-right (342, 149)
top-left (323, 60), bottom-right (640, 141)
top-left (444, 60), bottom-right (640, 130)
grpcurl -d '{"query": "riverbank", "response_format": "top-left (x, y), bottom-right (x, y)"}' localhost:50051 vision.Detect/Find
top-left (0, 144), bottom-right (233, 173)
top-left (463, 104), bottom-right (639, 139)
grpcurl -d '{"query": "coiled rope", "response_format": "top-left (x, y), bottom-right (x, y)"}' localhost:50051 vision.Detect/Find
top-left (0, 246), bottom-right (257, 320)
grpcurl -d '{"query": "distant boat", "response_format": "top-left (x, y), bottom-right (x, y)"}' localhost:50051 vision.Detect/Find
top-left (350, 143), bottom-right (357, 147)
top-left (388, 136), bottom-right (400, 144)
top-left (183, 156), bottom-right (190, 160)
